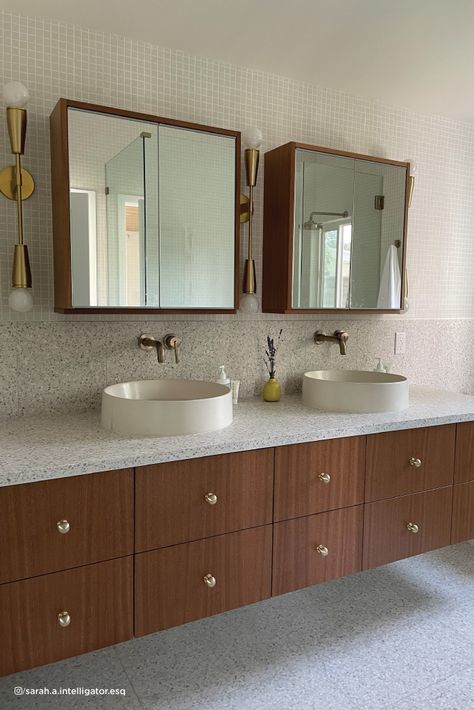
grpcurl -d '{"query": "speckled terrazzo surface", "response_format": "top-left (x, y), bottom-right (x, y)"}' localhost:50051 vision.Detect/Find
top-left (1, 386), bottom-right (474, 488)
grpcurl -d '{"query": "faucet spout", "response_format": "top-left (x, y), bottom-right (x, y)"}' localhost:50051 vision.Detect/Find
top-left (138, 334), bottom-right (166, 363)
top-left (314, 329), bottom-right (349, 355)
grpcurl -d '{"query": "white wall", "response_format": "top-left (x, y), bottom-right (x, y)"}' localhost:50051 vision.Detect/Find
top-left (0, 9), bottom-right (473, 416)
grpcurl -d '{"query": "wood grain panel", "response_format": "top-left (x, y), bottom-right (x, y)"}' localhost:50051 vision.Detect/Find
top-left (274, 437), bottom-right (365, 521)
top-left (0, 557), bottom-right (133, 676)
top-left (135, 526), bottom-right (272, 635)
top-left (135, 449), bottom-right (274, 551)
top-left (451, 482), bottom-right (474, 543)
top-left (366, 425), bottom-right (455, 502)
top-left (272, 506), bottom-right (363, 596)
top-left (262, 143), bottom-right (294, 312)
top-left (0, 469), bottom-right (133, 584)
top-left (363, 487), bottom-right (453, 570)
top-left (455, 422), bottom-right (474, 483)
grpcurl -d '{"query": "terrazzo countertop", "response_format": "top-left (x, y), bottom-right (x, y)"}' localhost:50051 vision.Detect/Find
top-left (1, 385), bottom-right (474, 487)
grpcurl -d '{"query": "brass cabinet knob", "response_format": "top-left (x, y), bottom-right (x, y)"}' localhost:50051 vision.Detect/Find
top-left (203, 573), bottom-right (216, 588)
top-left (409, 457), bottom-right (422, 468)
top-left (318, 472), bottom-right (331, 484)
top-left (204, 492), bottom-right (218, 505)
top-left (315, 544), bottom-right (329, 556)
top-left (56, 520), bottom-right (71, 534)
top-left (406, 522), bottom-right (420, 534)
top-left (57, 611), bottom-right (71, 627)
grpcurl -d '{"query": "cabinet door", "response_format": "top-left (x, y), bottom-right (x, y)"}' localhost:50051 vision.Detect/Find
top-left (366, 425), bottom-right (455, 502)
top-left (0, 469), bottom-right (133, 584)
top-left (274, 437), bottom-right (365, 521)
top-left (451, 482), bottom-right (474, 544)
top-left (135, 526), bottom-right (272, 635)
top-left (363, 487), bottom-right (452, 569)
top-left (135, 449), bottom-right (274, 551)
top-left (0, 557), bottom-right (133, 677)
top-left (455, 422), bottom-right (474, 483)
top-left (272, 506), bottom-right (363, 596)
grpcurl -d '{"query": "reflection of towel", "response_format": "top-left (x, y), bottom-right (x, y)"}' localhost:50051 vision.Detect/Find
top-left (377, 245), bottom-right (401, 308)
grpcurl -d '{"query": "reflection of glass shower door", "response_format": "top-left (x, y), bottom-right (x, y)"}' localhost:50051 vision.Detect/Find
top-left (105, 135), bottom-right (147, 307)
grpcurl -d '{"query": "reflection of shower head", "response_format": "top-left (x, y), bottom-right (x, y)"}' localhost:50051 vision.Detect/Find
top-left (303, 210), bottom-right (350, 230)
top-left (303, 219), bottom-right (322, 230)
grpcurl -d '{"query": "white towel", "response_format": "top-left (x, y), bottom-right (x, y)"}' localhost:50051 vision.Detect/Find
top-left (377, 245), bottom-right (402, 309)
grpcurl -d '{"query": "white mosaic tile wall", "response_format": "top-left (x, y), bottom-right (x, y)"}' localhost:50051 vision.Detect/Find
top-left (0, 9), bottom-right (473, 416)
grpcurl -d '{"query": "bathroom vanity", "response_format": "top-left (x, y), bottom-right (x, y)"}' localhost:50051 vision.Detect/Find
top-left (0, 388), bottom-right (473, 676)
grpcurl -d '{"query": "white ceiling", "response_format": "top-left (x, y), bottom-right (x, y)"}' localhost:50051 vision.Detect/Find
top-left (8, 0), bottom-right (474, 122)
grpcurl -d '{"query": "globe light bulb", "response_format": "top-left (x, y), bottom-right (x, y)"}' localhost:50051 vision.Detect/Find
top-left (240, 293), bottom-right (259, 313)
top-left (3, 81), bottom-right (30, 108)
top-left (405, 158), bottom-right (417, 175)
top-left (8, 288), bottom-right (33, 312)
top-left (242, 127), bottom-right (263, 150)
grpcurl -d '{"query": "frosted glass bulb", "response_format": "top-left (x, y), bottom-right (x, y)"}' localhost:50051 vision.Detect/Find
top-left (8, 288), bottom-right (33, 312)
top-left (405, 158), bottom-right (417, 175)
top-left (242, 127), bottom-right (263, 150)
top-left (3, 81), bottom-right (30, 108)
top-left (240, 293), bottom-right (259, 313)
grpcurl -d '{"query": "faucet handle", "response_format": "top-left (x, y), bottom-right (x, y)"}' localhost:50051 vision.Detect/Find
top-left (164, 334), bottom-right (182, 364)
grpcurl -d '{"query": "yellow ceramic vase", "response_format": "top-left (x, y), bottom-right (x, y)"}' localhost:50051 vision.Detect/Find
top-left (263, 377), bottom-right (281, 402)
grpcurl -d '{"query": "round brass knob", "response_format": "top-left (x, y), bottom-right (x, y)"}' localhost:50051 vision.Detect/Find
top-left (203, 573), bottom-right (216, 588)
top-left (204, 493), bottom-right (218, 505)
top-left (315, 544), bottom-right (329, 556)
top-left (318, 472), bottom-right (331, 484)
top-left (406, 522), bottom-right (420, 534)
top-left (57, 611), bottom-right (71, 627)
top-left (56, 520), bottom-right (70, 534)
top-left (409, 457), bottom-right (422, 468)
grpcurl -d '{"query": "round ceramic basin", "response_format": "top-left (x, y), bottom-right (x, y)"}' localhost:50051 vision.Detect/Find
top-left (101, 379), bottom-right (233, 436)
top-left (302, 370), bottom-right (409, 413)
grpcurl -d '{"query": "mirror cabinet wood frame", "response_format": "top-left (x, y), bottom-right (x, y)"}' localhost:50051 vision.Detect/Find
top-left (262, 142), bottom-right (410, 314)
top-left (49, 99), bottom-right (241, 314)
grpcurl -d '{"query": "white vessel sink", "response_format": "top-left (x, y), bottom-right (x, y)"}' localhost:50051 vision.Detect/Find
top-left (101, 379), bottom-right (233, 437)
top-left (302, 370), bottom-right (409, 413)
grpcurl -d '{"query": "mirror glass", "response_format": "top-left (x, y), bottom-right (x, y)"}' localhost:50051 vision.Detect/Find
top-left (292, 148), bottom-right (407, 310)
top-left (68, 108), bottom-right (236, 309)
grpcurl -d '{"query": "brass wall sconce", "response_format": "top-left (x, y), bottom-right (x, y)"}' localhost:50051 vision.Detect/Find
top-left (1, 82), bottom-right (35, 312)
top-left (406, 159), bottom-right (416, 208)
top-left (240, 127), bottom-right (262, 313)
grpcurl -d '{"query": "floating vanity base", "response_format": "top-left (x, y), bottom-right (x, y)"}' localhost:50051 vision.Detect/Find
top-left (1, 419), bottom-right (473, 677)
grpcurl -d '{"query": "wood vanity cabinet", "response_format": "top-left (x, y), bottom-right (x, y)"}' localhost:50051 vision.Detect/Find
top-left (452, 422), bottom-right (474, 542)
top-left (135, 526), bottom-right (272, 635)
top-left (0, 468), bottom-right (133, 584)
top-left (365, 425), bottom-right (455, 502)
top-left (0, 422), bottom-right (472, 677)
top-left (274, 437), bottom-right (365, 521)
top-left (135, 450), bottom-right (274, 551)
top-left (0, 557), bottom-right (133, 677)
top-left (273, 506), bottom-right (363, 596)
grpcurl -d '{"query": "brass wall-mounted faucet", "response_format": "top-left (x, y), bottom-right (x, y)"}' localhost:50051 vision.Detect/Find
top-left (138, 333), bottom-right (182, 364)
top-left (314, 329), bottom-right (349, 355)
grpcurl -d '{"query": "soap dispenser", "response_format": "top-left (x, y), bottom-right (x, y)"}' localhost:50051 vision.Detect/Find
top-left (216, 365), bottom-right (231, 388)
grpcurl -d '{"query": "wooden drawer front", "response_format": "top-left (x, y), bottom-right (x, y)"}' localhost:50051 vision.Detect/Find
top-left (274, 437), bottom-right (365, 522)
top-left (272, 506), bottom-right (363, 596)
top-left (0, 557), bottom-right (133, 677)
top-left (366, 425), bottom-right (455, 502)
top-left (363, 487), bottom-right (453, 570)
top-left (455, 422), bottom-right (474, 483)
top-left (0, 469), bottom-right (133, 584)
top-left (135, 526), bottom-right (272, 635)
top-left (135, 450), bottom-right (274, 551)
top-left (451, 482), bottom-right (474, 543)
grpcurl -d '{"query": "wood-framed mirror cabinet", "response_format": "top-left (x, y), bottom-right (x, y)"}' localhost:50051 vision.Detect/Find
top-left (262, 142), bottom-right (410, 314)
top-left (50, 99), bottom-right (241, 314)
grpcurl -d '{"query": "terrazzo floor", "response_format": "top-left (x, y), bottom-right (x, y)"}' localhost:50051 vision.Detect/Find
top-left (1, 541), bottom-right (473, 710)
